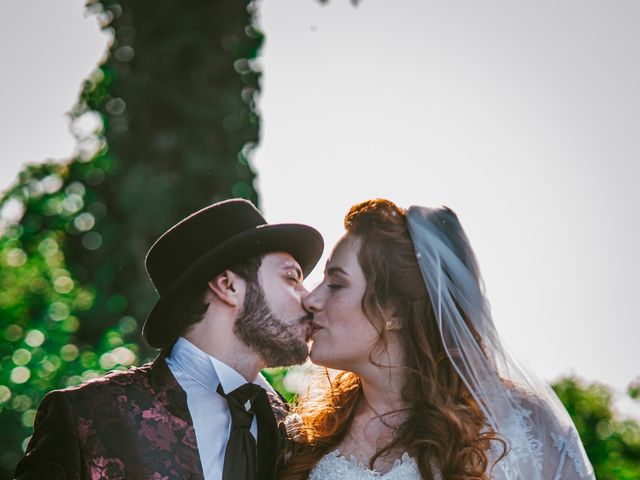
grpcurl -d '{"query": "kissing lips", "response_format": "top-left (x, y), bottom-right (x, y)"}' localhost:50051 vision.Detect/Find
top-left (308, 321), bottom-right (324, 339)
top-left (300, 315), bottom-right (316, 342)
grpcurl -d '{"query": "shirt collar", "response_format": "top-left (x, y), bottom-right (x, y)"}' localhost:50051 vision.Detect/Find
top-left (168, 337), bottom-right (277, 396)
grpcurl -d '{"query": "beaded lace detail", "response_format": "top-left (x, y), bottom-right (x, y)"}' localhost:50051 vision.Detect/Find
top-left (308, 450), bottom-right (438, 480)
top-left (505, 394), bottom-right (545, 470)
top-left (550, 430), bottom-right (591, 479)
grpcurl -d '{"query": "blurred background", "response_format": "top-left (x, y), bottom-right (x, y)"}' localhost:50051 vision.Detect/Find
top-left (0, 0), bottom-right (638, 478)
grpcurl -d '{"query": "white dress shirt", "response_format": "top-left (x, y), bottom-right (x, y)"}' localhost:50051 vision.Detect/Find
top-left (166, 337), bottom-right (276, 480)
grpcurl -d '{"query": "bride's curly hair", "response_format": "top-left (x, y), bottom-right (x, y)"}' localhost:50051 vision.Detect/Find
top-left (279, 199), bottom-right (506, 480)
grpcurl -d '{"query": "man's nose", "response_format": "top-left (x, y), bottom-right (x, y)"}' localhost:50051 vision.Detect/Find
top-left (298, 282), bottom-right (310, 295)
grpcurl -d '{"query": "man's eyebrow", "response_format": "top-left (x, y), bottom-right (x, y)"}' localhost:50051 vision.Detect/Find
top-left (327, 266), bottom-right (349, 276)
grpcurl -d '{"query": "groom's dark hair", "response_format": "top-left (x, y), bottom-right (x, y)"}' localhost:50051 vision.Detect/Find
top-left (167, 255), bottom-right (263, 341)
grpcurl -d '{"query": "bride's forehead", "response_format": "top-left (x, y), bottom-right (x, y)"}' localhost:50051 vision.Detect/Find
top-left (326, 235), bottom-right (361, 269)
top-left (337, 233), bottom-right (362, 252)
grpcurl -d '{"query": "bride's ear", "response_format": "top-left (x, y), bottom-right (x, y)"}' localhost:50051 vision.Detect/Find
top-left (207, 270), bottom-right (245, 307)
top-left (384, 319), bottom-right (403, 331)
top-left (383, 302), bottom-right (403, 331)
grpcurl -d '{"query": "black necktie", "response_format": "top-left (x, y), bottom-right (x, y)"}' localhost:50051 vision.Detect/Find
top-left (218, 383), bottom-right (264, 480)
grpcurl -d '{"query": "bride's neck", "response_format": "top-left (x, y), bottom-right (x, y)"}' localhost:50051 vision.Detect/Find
top-left (358, 364), bottom-right (409, 414)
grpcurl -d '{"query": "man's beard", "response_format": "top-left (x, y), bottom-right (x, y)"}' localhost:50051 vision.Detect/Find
top-left (233, 280), bottom-right (309, 367)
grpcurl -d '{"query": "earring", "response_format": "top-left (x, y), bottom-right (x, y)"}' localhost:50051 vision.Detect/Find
top-left (385, 320), bottom-right (402, 331)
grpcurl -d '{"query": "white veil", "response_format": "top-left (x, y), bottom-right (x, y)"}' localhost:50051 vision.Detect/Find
top-left (406, 206), bottom-right (595, 480)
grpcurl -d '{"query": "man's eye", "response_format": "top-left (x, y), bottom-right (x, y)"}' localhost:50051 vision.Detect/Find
top-left (327, 284), bottom-right (342, 290)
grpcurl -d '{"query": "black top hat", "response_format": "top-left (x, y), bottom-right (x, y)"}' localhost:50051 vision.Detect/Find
top-left (142, 198), bottom-right (324, 348)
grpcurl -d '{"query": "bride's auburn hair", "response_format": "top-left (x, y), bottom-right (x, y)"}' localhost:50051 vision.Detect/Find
top-left (280, 199), bottom-right (505, 480)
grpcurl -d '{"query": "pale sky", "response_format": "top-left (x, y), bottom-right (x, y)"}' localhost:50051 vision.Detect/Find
top-left (1, 0), bottom-right (639, 413)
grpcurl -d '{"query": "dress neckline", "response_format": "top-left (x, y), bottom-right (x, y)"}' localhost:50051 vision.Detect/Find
top-left (327, 449), bottom-right (415, 476)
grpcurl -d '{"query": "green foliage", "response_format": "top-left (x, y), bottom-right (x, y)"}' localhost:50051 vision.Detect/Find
top-left (0, 162), bottom-right (144, 475)
top-left (553, 377), bottom-right (640, 479)
top-left (0, 0), bottom-right (262, 477)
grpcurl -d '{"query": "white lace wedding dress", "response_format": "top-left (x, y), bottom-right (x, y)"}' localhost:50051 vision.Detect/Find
top-left (306, 425), bottom-right (592, 480)
top-left (308, 450), bottom-right (436, 480)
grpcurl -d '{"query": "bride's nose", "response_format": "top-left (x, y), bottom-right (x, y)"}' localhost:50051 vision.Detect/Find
top-left (302, 286), bottom-right (323, 314)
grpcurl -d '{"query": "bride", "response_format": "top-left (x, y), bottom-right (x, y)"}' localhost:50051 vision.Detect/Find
top-left (280, 199), bottom-right (594, 479)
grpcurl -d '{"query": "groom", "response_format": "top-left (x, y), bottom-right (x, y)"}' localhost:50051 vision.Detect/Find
top-left (14, 198), bottom-right (323, 480)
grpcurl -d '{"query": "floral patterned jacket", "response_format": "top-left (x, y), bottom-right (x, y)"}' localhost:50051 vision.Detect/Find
top-left (14, 351), bottom-right (288, 480)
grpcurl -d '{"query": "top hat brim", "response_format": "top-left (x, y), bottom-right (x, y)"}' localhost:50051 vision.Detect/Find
top-left (142, 223), bottom-right (323, 348)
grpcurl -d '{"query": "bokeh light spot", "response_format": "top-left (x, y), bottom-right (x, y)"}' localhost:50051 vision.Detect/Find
top-left (113, 346), bottom-right (136, 366)
top-left (65, 375), bottom-right (83, 387)
top-left (75, 290), bottom-right (95, 310)
top-left (37, 238), bottom-right (59, 257)
top-left (21, 409), bottom-right (36, 428)
top-left (43, 197), bottom-right (62, 216)
top-left (72, 111), bottom-right (103, 138)
top-left (5, 324), bottom-right (24, 342)
top-left (61, 316), bottom-right (80, 333)
top-left (62, 194), bottom-right (84, 215)
top-left (66, 182), bottom-right (86, 196)
top-left (82, 231), bottom-right (103, 250)
top-left (11, 394), bottom-right (32, 411)
top-left (115, 45), bottom-right (135, 62)
top-left (53, 276), bottom-right (74, 294)
top-left (21, 435), bottom-right (32, 453)
top-left (41, 174), bottom-right (63, 194)
top-left (80, 351), bottom-right (97, 369)
top-left (86, 169), bottom-right (106, 186)
top-left (60, 344), bottom-right (79, 362)
top-left (596, 420), bottom-right (612, 440)
top-left (118, 316), bottom-right (137, 334)
top-left (0, 197), bottom-right (26, 224)
top-left (74, 212), bottom-right (96, 232)
top-left (106, 97), bottom-right (126, 115)
top-left (99, 353), bottom-right (117, 370)
top-left (48, 302), bottom-right (71, 321)
top-left (12, 349), bottom-right (32, 366)
top-left (6, 248), bottom-right (27, 267)
top-left (106, 331), bottom-right (124, 348)
top-left (27, 180), bottom-right (44, 199)
top-left (37, 360), bottom-right (56, 378)
top-left (10, 367), bottom-right (31, 384)
top-left (25, 330), bottom-right (45, 347)
top-left (0, 385), bottom-right (11, 403)
top-left (88, 202), bottom-right (107, 219)
top-left (82, 370), bottom-right (99, 381)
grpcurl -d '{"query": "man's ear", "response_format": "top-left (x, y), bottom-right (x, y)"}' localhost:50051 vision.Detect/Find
top-left (207, 270), bottom-right (244, 307)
